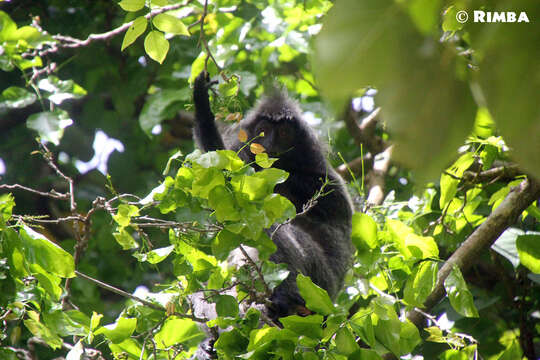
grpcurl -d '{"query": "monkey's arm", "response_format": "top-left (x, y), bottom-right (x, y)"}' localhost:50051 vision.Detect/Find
top-left (193, 72), bottom-right (225, 151)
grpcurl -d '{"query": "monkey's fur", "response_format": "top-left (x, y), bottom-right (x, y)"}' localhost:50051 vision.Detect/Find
top-left (193, 72), bottom-right (353, 320)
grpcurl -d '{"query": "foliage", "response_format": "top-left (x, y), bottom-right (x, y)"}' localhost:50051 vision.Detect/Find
top-left (0, 1), bottom-right (539, 360)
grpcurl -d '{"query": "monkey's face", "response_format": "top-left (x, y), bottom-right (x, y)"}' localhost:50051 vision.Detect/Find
top-left (251, 116), bottom-right (296, 156)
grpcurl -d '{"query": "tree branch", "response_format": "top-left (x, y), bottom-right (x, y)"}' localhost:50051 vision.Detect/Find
top-left (407, 177), bottom-right (540, 328)
top-left (26, 1), bottom-right (193, 58)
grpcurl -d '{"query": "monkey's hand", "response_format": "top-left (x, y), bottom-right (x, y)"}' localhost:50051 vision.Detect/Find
top-left (194, 71), bottom-right (217, 102)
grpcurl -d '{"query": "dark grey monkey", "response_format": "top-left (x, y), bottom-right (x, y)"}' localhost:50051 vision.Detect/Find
top-left (193, 71), bottom-right (353, 320)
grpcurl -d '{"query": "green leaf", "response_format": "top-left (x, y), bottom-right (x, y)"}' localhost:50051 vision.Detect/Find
top-left (113, 204), bottom-right (140, 227)
top-left (375, 317), bottom-right (401, 356)
top-left (261, 261), bottom-right (290, 290)
top-left (399, 320), bottom-right (421, 354)
top-left (37, 76), bottom-right (87, 104)
top-left (209, 185), bottom-right (241, 222)
top-left (470, 1), bottom-right (540, 179)
top-left (0, 193), bottom-right (15, 224)
top-left (121, 16), bottom-right (147, 51)
top-left (33, 267), bottom-right (62, 300)
top-left (439, 153), bottom-right (475, 209)
top-left (153, 13), bottom-right (190, 35)
top-left (497, 340), bottom-right (523, 360)
top-left (109, 339), bottom-right (143, 359)
top-left (263, 194), bottom-right (296, 225)
top-left (144, 30), bottom-right (169, 64)
top-left (403, 260), bottom-right (438, 306)
top-left (0, 86), bottom-right (37, 111)
top-left (280, 315), bottom-right (324, 339)
top-left (90, 312), bottom-right (103, 331)
top-left (351, 213), bottom-right (378, 250)
top-left (335, 326), bottom-right (360, 355)
top-left (492, 228), bottom-right (522, 268)
top-left (313, 0), bottom-right (475, 181)
top-left (349, 349), bottom-right (382, 360)
top-left (406, 0), bottom-right (441, 35)
top-left (216, 295), bottom-right (239, 317)
top-left (255, 153), bottom-right (277, 169)
top-left (95, 317), bottom-right (137, 344)
top-left (24, 311), bottom-right (63, 350)
top-left (472, 107), bottom-right (496, 139)
top-left (43, 310), bottom-right (89, 337)
top-left (516, 234), bottom-right (540, 273)
top-left (143, 245), bottom-right (175, 264)
top-left (442, 6), bottom-right (464, 33)
top-left (19, 225), bottom-right (75, 278)
top-left (296, 274), bottom-right (335, 315)
top-left (0, 11), bottom-right (17, 42)
top-left (350, 308), bottom-right (376, 348)
top-left (26, 110), bottom-right (73, 145)
top-left (214, 329), bottom-right (249, 356)
top-left (192, 167), bottom-right (225, 199)
top-left (139, 88), bottom-right (190, 135)
top-left (212, 230), bottom-right (240, 261)
top-left (247, 326), bottom-right (280, 352)
top-left (154, 317), bottom-right (205, 349)
top-left (444, 265), bottom-right (479, 318)
top-left (118, 0), bottom-right (145, 12)
top-left (113, 229), bottom-right (139, 250)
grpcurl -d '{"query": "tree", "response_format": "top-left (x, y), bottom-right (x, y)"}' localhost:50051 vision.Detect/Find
top-left (0, 0), bottom-right (539, 359)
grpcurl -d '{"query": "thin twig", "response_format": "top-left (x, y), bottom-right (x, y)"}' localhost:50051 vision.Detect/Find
top-left (238, 245), bottom-right (271, 296)
top-left (25, 1), bottom-right (194, 58)
top-left (0, 184), bottom-right (68, 200)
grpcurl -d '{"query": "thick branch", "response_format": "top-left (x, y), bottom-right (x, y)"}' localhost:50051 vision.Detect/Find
top-left (367, 145), bottom-right (393, 206)
top-left (407, 177), bottom-right (540, 327)
top-left (344, 106), bottom-right (385, 155)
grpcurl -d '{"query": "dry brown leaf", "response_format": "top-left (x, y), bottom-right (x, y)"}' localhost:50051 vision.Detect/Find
top-left (238, 129), bottom-right (248, 142)
top-left (250, 143), bottom-right (266, 154)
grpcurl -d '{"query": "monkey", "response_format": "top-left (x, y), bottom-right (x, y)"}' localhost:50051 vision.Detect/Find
top-left (193, 71), bottom-right (353, 320)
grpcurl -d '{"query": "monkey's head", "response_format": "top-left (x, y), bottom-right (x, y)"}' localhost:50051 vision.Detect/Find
top-left (240, 92), bottom-right (324, 170)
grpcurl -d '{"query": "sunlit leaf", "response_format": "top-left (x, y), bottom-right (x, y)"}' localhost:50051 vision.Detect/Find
top-left (297, 274), bottom-right (335, 315)
top-left (24, 311), bottom-right (63, 350)
top-left (0, 86), bottom-right (36, 111)
top-left (280, 315), bottom-right (324, 339)
top-left (19, 225), bottom-right (75, 278)
top-left (95, 317), bottom-right (137, 344)
top-left (153, 13), bottom-right (189, 35)
top-left (444, 265), bottom-right (479, 318)
top-left (144, 30), bottom-right (169, 64)
top-left (351, 213), bottom-right (378, 250)
top-left (516, 234), bottom-right (540, 273)
top-left (26, 110), bottom-right (73, 145)
top-left (118, 0), bottom-right (145, 12)
top-left (153, 317), bottom-right (205, 349)
top-left (255, 153), bottom-right (277, 169)
top-left (121, 16), bottom-right (147, 51)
